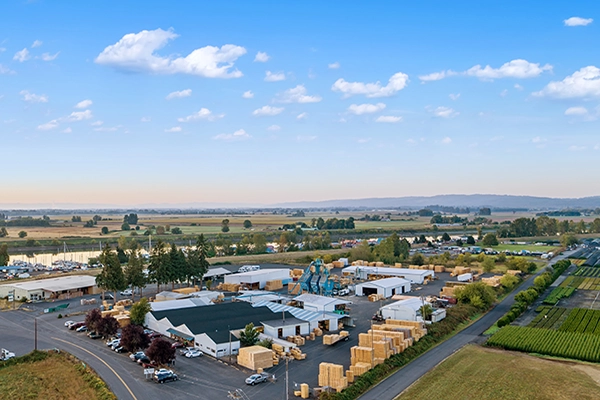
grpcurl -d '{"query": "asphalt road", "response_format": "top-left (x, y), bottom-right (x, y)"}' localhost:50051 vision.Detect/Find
top-left (359, 251), bottom-right (575, 400)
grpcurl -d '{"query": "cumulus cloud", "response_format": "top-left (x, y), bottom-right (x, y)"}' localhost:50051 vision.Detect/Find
top-left (332, 72), bottom-right (408, 98)
top-left (62, 127), bottom-right (72, 133)
top-left (67, 110), bottom-right (93, 121)
top-left (141, 117), bottom-right (151, 122)
top-left (95, 28), bottom-right (246, 78)
top-left (348, 103), bottom-right (386, 115)
top-left (466, 59), bottom-right (552, 80)
top-left (37, 120), bottom-right (59, 130)
top-left (252, 105), bottom-right (284, 116)
top-left (178, 108), bottom-right (224, 122)
top-left (91, 121), bottom-right (104, 126)
top-left (564, 17), bottom-right (593, 26)
top-left (565, 106), bottom-right (588, 116)
top-left (0, 64), bottom-right (14, 74)
top-left (419, 70), bottom-right (457, 82)
top-left (166, 89), bottom-right (192, 100)
top-left (20, 90), bottom-right (48, 103)
top-left (328, 62), bottom-right (340, 69)
top-left (264, 71), bottom-right (286, 82)
top-left (441, 137), bottom-right (452, 144)
top-left (31, 40), bottom-right (43, 48)
top-left (449, 93), bottom-right (461, 101)
top-left (165, 126), bottom-right (182, 132)
top-left (13, 48), bottom-right (30, 62)
top-left (375, 115), bottom-right (402, 123)
top-left (297, 112), bottom-right (308, 120)
top-left (40, 52), bottom-right (59, 61)
top-left (276, 85), bottom-right (321, 103)
top-left (430, 106), bottom-right (458, 118)
top-left (267, 125), bottom-right (281, 131)
top-left (75, 99), bottom-right (93, 109)
top-left (214, 128), bottom-right (251, 141)
top-left (254, 51), bottom-right (270, 62)
top-left (242, 90), bottom-right (254, 99)
top-left (533, 66), bottom-right (600, 98)
top-left (37, 108), bottom-right (92, 131)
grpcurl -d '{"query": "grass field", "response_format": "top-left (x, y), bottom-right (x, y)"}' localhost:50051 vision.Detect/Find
top-left (0, 350), bottom-right (115, 400)
top-left (397, 345), bottom-right (600, 400)
top-left (486, 243), bottom-right (559, 253)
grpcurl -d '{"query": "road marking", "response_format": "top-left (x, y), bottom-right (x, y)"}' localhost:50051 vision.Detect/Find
top-left (52, 337), bottom-right (138, 400)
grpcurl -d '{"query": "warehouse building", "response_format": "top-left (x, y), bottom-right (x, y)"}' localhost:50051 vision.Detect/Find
top-left (380, 298), bottom-right (429, 321)
top-left (294, 293), bottom-right (351, 313)
top-left (262, 317), bottom-right (310, 338)
top-left (0, 275), bottom-right (99, 302)
top-left (355, 277), bottom-right (411, 298)
top-left (342, 266), bottom-right (434, 284)
top-left (224, 268), bottom-right (290, 290)
top-left (253, 300), bottom-right (343, 332)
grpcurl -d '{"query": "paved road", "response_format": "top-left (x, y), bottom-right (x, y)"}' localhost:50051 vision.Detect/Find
top-left (359, 251), bottom-right (574, 400)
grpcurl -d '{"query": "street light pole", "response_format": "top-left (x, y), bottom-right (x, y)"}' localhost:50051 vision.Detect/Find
top-left (285, 355), bottom-right (290, 400)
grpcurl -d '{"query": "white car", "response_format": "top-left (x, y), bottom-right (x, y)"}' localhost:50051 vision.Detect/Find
top-left (106, 338), bottom-right (120, 347)
top-left (120, 289), bottom-right (133, 296)
top-left (185, 349), bottom-right (203, 358)
top-left (1, 349), bottom-right (15, 361)
top-left (179, 347), bottom-right (195, 355)
top-left (64, 320), bottom-right (75, 328)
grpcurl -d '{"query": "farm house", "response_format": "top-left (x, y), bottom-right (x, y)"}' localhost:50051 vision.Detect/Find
top-left (342, 266), bottom-right (434, 284)
top-left (355, 277), bottom-right (411, 298)
top-left (224, 268), bottom-right (290, 290)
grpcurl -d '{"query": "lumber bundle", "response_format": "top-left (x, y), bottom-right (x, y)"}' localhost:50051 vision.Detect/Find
top-left (173, 287), bottom-right (198, 294)
top-left (216, 282), bottom-right (240, 292)
top-left (440, 286), bottom-right (456, 297)
top-left (434, 265), bottom-right (446, 273)
top-left (322, 331), bottom-right (349, 345)
top-left (313, 327), bottom-right (323, 337)
top-left (451, 266), bottom-right (471, 277)
top-left (332, 261), bottom-right (344, 268)
top-left (481, 276), bottom-right (502, 287)
top-left (288, 284), bottom-right (301, 295)
top-left (286, 335), bottom-right (305, 346)
top-left (114, 315), bottom-right (130, 327)
top-left (237, 346), bottom-right (273, 370)
top-left (375, 261), bottom-right (384, 267)
top-left (318, 363), bottom-right (348, 392)
top-left (301, 383), bottom-right (309, 399)
top-left (265, 280), bottom-right (283, 291)
top-left (115, 299), bottom-right (132, 307)
top-left (290, 347), bottom-right (306, 360)
top-left (368, 293), bottom-right (384, 302)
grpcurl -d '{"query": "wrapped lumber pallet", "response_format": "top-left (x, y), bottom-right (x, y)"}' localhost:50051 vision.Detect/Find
top-left (237, 346), bottom-right (273, 370)
top-left (301, 383), bottom-right (310, 399)
top-left (394, 262), bottom-right (403, 268)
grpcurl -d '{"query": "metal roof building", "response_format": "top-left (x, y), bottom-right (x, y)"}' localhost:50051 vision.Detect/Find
top-left (0, 275), bottom-right (98, 301)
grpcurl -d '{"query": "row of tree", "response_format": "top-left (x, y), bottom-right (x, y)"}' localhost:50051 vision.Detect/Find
top-left (497, 216), bottom-right (600, 238)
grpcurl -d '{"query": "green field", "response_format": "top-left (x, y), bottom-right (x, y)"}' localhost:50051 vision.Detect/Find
top-left (484, 243), bottom-right (558, 253)
top-left (398, 345), bottom-right (600, 400)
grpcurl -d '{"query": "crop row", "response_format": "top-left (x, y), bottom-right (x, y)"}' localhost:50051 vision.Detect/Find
top-left (487, 326), bottom-right (600, 362)
top-left (558, 308), bottom-right (600, 335)
top-left (542, 287), bottom-right (575, 305)
top-left (528, 307), bottom-right (568, 329)
top-left (559, 276), bottom-right (600, 291)
top-left (573, 267), bottom-right (600, 278)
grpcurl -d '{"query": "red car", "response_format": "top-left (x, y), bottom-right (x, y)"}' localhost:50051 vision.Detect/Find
top-left (70, 322), bottom-right (85, 330)
top-left (171, 342), bottom-right (184, 349)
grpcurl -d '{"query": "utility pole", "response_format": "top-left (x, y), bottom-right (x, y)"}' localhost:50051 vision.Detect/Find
top-left (229, 326), bottom-right (232, 364)
top-left (34, 318), bottom-right (37, 351)
top-left (285, 355), bottom-right (291, 400)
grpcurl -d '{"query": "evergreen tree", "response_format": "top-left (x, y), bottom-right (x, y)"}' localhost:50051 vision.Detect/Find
top-left (96, 244), bottom-right (127, 301)
top-left (124, 249), bottom-right (147, 301)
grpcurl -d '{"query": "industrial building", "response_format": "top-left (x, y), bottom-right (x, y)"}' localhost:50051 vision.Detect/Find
top-left (253, 300), bottom-right (344, 332)
top-left (342, 266), bottom-right (434, 284)
top-left (294, 293), bottom-right (351, 313)
top-left (262, 317), bottom-right (310, 338)
top-left (224, 268), bottom-right (290, 290)
top-left (379, 298), bottom-right (430, 321)
top-left (355, 277), bottom-right (411, 298)
top-left (0, 275), bottom-right (99, 301)
top-left (203, 267), bottom-right (232, 280)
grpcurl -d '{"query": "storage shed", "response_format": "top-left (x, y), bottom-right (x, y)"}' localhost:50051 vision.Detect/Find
top-left (294, 293), bottom-right (351, 313)
top-left (342, 266), bottom-right (434, 284)
top-left (355, 277), bottom-right (411, 298)
top-left (262, 317), bottom-right (310, 338)
top-left (380, 298), bottom-right (430, 322)
top-left (225, 268), bottom-right (290, 290)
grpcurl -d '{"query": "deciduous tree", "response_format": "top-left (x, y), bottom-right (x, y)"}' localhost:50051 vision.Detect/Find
top-left (129, 297), bottom-right (151, 326)
top-left (120, 324), bottom-right (150, 352)
top-left (145, 338), bottom-right (176, 365)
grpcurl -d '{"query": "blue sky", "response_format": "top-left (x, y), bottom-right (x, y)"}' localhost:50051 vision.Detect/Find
top-left (1, 1), bottom-right (599, 207)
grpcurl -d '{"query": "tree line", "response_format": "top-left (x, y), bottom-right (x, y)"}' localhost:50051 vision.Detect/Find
top-left (497, 216), bottom-right (600, 238)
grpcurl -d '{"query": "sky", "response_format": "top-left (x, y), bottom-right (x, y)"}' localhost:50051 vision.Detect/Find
top-left (1, 1), bottom-right (600, 207)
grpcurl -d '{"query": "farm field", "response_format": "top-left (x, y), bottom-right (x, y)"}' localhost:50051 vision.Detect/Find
top-left (490, 243), bottom-right (559, 253)
top-left (560, 276), bottom-right (600, 291)
top-left (397, 345), bottom-right (600, 400)
top-left (528, 307), bottom-right (570, 329)
top-left (574, 267), bottom-right (600, 278)
top-left (543, 287), bottom-right (575, 305)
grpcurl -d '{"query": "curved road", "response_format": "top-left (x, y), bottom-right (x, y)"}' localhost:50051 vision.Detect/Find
top-left (359, 251), bottom-right (574, 400)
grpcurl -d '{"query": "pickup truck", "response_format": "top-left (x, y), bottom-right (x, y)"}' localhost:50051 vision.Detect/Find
top-left (1, 349), bottom-right (15, 361)
top-left (245, 373), bottom-right (269, 385)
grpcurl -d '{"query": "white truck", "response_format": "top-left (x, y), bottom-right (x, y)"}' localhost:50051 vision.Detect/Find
top-left (238, 265), bottom-right (260, 273)
top-left (1, 348), bottom-right (15, 361)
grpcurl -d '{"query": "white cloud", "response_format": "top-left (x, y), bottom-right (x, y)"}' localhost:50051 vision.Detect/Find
top-left (297, 112), bottom-right (308, 120)
top-left (375, 115), bottom-right (402, 123)
top-left (31, 40), bottom-right (43, 48)
top-left (297, 135), bottom-right (317, 142)
top-left (332, 72), bottom-right (408, 98)
top-left (328, 62), bottom-right (340, 69)
top-left (141, 117), bottom-right (151, 122)
top-left (165, 126), bottom-right (182, 132)
top-left (449, 93), bottom-right (460, 101)
top-left (40, 52), bottom-right (59, 61)
top-left (276, 85), bottom-right (321, 103)
top-left (20, 90), bottom-right (48, 103)
top-left (348, 103), bottom-right (386, 115)
top-left (91, 121), bottom-right (103, 126)
top-left (178, 108), bottom-right (224, 122)
top-left (242, 90), bottom-right (254, 99)
top-left (254, 51), bottom-right (270, 62)
top-left (514, 84), bottom-right (523, 90)
top-left (357, 138), bottom-right (371, 143)
top-left (500, 89), bottom-right (508, 97)
top-left (569, 145), bottom-right (586, 151)
top-left (62, 127), bottom-right (72, 133)
top-left (564, 17), bottom-right (593, 27)
top-left (37, 120), bottom-right (59, 130)
top-left (430, 106), bottom-right (458, 118)
top-left (441, 137), bottom-right (452, 144)
top-left (406, 138), bottom-right (417, 144)
top-left (267, 124), bottom-right (281, 131)
top-left (95, 28), bottom-right (246, 78)
top-left (13, 48), bottom-right (30, 62)
top-left (419, 70), bottom-right (457, 82)
top-left (166, 89), bottom-right (192, 100)
top-left (264, 71), bottom-right (286, 82)
top-left (0, 64), bottom-right (15, 74)
top-left (565, 106), bottom-right (588, 116)
top-left (533, 66), bottom-right (600, 98)
top-left (466, 59), bottom-right (552, 80)
top-left (214, 128), bottom-right (250, 141)
top-left (75, 99), bottom-right (93, 109)
top-left (252, 105), bottom-right (284, 116)
top-left (94, 125), bottom-right (120, 132)
top-left (532, 136), bottom-right (546, 143)
top-left (67, 110), bottom-right (93, 121)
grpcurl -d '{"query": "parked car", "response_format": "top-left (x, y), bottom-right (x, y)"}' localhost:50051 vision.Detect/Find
top-left (153, 369), bottom-right (178, 384)
top-left (245, 373), bottom-right (269, 386)
top-left (171, 342), bottom-right (184, 349)
top-left (130, 351), bottom-right (146, 361)
top-left (185, 349), bottom-right (203, 358)
top-left (87, 332), bottom-right (102, 339)
top-left (76, 325), bottom-right (88, 333)
top-left (0, 348), bottom-right (15, 361)
top-left (119, 289), bottom-right (133, 296)
top-left (137, 355), bottom-right (151, 365)
top-left (179, 347), bottom-right (195, 355)
top-left (334, 288), bottom-right (350, 296)
top-left (70, 322), bottom-right (85, 331)
top-left (114, 346), bottom-right (127, 353)
top-left (106, 338), bottom-right (120, 347)
top-left (64, 320), bottom-right (75, 328)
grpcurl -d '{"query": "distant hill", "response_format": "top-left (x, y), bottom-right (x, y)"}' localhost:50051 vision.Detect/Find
top-left (274, 194), bottom-right (600, 210)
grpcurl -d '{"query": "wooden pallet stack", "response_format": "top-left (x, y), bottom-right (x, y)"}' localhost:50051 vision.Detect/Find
top-left (237, 346), bottom-right (274, 371)
top-left (318, 363), bottom-right (347, 392)
top-left (322, 331), bottom-right (349, 345)
top-left (434, 265), bottom-right (446, 273)
top-left (313, 327), bottom-right (323, 337)
top-left (481, 276), bottom-right (502, 287)
top-left (265, 280), bottom-right (283, 291)
top-left (290, 347), bottom-right (306, 360)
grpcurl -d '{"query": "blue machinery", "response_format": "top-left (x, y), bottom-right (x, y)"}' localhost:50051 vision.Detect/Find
top-left (291, 258), bottom-right (341, 296)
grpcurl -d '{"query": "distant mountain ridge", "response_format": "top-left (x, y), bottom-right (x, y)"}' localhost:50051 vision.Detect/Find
top-left (274, 194), bottom-right (600, 210)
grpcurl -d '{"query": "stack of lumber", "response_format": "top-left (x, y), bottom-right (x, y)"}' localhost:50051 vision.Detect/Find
top-left (216, 282), bottom-right (240, 292)
top-left (332, 261), bottom-right (345, 268)
top-left (349, 362), bottom-right (372, 377)
top-left (287, 335), bottom-right (305, 346)
top-left (350, 346), bottom-right (374, 369)
top-left (451, 266), bottom-right (471, 277)
top-left (173, 287), bottom-right (198, 294)
top-left (351, 260), bottom-right (365, 266)
top-left (325, 263), bottom-right (335, 270)
top-left (507, 270), bottom-right (521, 276)
top-left (265, 280), bottom-right (283, 291)
top-left (301, 383), bottom-right (309, 399)
top-left (368, 293), bottom-right (384, 302)
top-left (114, 314), bottom-right (130, 327)
top-left (375, 261), bottom-right (384, 267)
top-left (393, 263), bottom-right (403, 268)
top-left (318, 363), bottom-right (347, 392)
top-left (290, 347), bottom-right (306, 360)
top-left (322, 331), bottom-right (349, 345)
top-left (440, 286), bottom-right (456, 297)
top-left (368, 262), bottom-right (377, 267)
top-left (237, 346), bottom-right (273, 370)
top-left (434, 265), bottom-right (446, 273)
top-left (481, 275), bottom-right (502, 287)
top-left (313, 327), bottom-right (323, 337)
top-left (80, 298), bottom-right (97, 305)
top-left (346, 370), bottom-right (354, 383)
top-left (288, 284), bottom-right (301, 295)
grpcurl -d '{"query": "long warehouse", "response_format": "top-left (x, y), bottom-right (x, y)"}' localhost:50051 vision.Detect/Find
top-left (342, 266), bottom-right (434, 284)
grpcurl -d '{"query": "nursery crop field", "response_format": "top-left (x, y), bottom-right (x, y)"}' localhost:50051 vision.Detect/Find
top-left (528, 307), bottom-right (570, 329)
top-left (528, 307), bottom-right (600, 334)
top-left (573, 267), bottom-right (600, 278)
top-left (543, 287), bottom-right (575, 305)
top-left (559, 276), bottom-right (600, 291)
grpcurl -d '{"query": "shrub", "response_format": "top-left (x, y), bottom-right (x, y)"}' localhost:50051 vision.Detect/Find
top-left (57, 314), bottom-right (63, 319)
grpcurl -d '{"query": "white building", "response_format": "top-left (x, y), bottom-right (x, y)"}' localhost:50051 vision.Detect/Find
top-left (380, 298), bottom-right (430, 322)
top-left (203, 267), bottom-right (232, 279)
top-left (355, 277), bottom-right (411, 298)
top-left (262, 317), bottom-right (310, 338)
top-left (149, 298), bottom-right (214, 312)
top-left (342, 266), bottom-right (434, 284)
top-left (252, 301), bottom-right (343, 332)
top-left (0, 275), bottom-right (99, 302)
top-left (224, 268), bottom-right (290, 290)
top-left (294, 293), bottom-right (351, 313)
